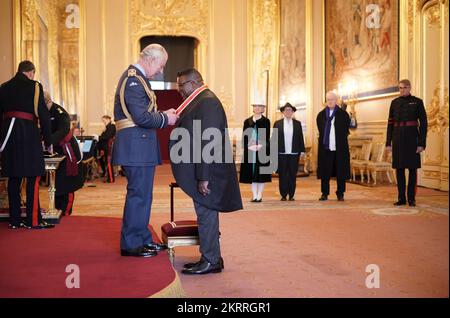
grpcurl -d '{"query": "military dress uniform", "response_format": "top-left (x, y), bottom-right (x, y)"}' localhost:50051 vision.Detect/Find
top-left (0, 72), bottom-right (51, 228)
top-left (98, 122), bottom-right (116, 183)
top-left (112, 65), bottom-right (169, 254)
top-left (386, 94), bottom-right (427, 204)
top-left (49, 103), bottom-right (84, 216)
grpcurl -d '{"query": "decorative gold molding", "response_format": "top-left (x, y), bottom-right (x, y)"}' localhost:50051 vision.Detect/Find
top-left (425, 1), bottom-right (442, 25)
top-left (129, 0), bottom-right (209, 74)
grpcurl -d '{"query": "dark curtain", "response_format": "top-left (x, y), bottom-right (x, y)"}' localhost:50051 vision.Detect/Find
top-left (154, 90), bottom-right (184, 162)
top-left (140, 36), bottom-right (196, 83)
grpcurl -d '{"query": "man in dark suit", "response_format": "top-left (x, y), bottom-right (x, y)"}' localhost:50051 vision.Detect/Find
top-left (273, 103), bottom-right (305, 201)
top-left (44, 91), bottom-right (84, 216)
top-left (97, 115), bottom-right (116, 183)
top-left (0, 61), bottom-right (54, 229)
top-left (316, 91), bottom-right (351, 201)
top-left (112, 44), bottom-right (178, 257)
top-left (170, 68), bottom-right (243, 275)
top-left (386, 79), bottom-right (427, 207)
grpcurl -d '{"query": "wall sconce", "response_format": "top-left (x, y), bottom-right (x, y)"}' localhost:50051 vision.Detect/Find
top-left (338, 80), bottom-right (358, 129)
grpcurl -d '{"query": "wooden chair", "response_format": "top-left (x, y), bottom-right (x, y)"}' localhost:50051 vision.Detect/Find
top-left (161, 183), bottom-right (200, 266)
top-left (351, 141), bottom-right (372, 182)
top-left (366, 144), bottom-right (396, 185)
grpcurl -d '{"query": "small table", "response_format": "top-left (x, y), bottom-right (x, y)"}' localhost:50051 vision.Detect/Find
top-left (42, 156), bottom-right (65, 222)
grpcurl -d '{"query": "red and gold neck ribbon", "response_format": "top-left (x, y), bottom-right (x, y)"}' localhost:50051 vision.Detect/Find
top-left (176, 85), bottom-right (208, 116)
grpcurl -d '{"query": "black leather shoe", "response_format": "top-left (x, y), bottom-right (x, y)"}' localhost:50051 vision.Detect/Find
top-left (121, 247), bottom-right (157, 257)
top-left (319, 194), bottom-right (328, 201)
top-left (281, 197), bottom-right (287, 201)
top-left (408, 201), bottom-right (416, 207)
top-left (289, 197), bottom-right (295, 201)
top-left (337, 195), bottom-right (344, 201)
top-left (8, 222), bottom-right (24, 229)
top-left (184, 257), bottom-right (224, 270)
top-left (181, 259), bottom-right (222, 275)
top-left (22, 221), bottom-right (55, 229)
top-left (256, 199), bottom-right (262, 203)
top-left (144, 242), bottom-right (168, 251)
top-left (251, 199), bottom-right (258, 203)
top-left (394, 200), bottom-right (407, 206)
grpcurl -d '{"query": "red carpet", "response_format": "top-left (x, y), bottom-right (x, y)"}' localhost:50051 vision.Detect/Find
top-left (0, 216), bottom-right (181, 298)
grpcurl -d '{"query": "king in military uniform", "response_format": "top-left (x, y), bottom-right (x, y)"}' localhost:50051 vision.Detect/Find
top-left (112, 44), bottom-right (178, 257)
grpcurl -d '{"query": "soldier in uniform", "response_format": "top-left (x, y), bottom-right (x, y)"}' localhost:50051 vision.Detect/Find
top-left (97, 115), bottom-right (116, 183)
top-left (44, 91), bottom-right (84, 216)
top-left (386, 79), bottom-right (428, 206)
top-left (0, 61), bottom-right (54, 229)
top-left (112, 44), bottom-right (178, 258)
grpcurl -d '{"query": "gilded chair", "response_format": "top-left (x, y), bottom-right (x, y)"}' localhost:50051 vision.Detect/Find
top-left (366, 144), bottom-right (396, 185)
top-left (351, 141), bottom-right (372, 182)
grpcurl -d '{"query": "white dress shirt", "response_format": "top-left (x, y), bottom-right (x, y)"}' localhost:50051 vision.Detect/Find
top-left (329, 115), bottom-right (336, 151)
top-left (282, 118), bottom-right (299, 155)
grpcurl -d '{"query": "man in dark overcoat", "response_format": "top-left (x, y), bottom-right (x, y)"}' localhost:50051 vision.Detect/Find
top-left (316, 91), bottom-right (351, 201)
top-left (170, 68), bottom-right (243, 275)
top-left (0, 61), bottom-right (54, 229)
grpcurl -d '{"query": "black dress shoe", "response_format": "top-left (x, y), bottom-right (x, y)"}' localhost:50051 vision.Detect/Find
top-left (181, 259), bottom-right (222, 275)
top-left (319, 194), bottom-right (328, 201)
top-left (394, 200), bottom-right (407, 206)
top-left (184, 257), bottom-right (224, 270)
top-left (408, 201), bottom-right (416, 207)
top-left (121, 247), bottom-right (157, 257)
top-left (8, 222), bottom-right (24, 229)
top-left (256, 199), bottom-right (262, 203)
top-left (251, 199), bottom-right (258, 203)
top-left (22, 221), bottom-right (55, 229)
top-left (289, 197), bottom-right (295, 201)
top-left (281, 197), bottom-right (287, 201)
top-left (144, 242), bottom-right (168, 251)
top-left (337, 195), bottom-right (344, 201)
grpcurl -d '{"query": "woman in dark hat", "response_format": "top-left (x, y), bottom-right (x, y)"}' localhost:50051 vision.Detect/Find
top-left (239, 103), bottom-right (272, 202)
top-left (273, 103), bottom-right (305, 201)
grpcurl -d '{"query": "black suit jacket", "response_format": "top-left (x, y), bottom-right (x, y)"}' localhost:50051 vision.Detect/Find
top-left (273, 118), bottom-right (305, 154)
top-left (169, 89), bottom-right (243, 213)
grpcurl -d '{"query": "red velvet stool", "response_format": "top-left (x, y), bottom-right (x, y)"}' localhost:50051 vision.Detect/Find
top-left (161, 183), bottom-right (200, 265)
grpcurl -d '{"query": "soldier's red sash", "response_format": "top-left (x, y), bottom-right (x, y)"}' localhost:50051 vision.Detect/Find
top-left (3, 111), bottom-right (36, 122)
top-left (59, 130), bottom-right (78, 176)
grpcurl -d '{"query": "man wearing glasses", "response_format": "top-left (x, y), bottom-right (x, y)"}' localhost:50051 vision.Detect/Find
top-left (386, 79), bottom-right (428, 207)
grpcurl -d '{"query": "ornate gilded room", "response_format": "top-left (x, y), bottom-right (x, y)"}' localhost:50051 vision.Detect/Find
top-left (0, 0), bottom-right (448, 300)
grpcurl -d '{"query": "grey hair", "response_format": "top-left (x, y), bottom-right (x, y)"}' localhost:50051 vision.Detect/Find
top-left (139, 44), bottom-right (168, 62)
top-left (326, 91), bottom-right (338, 100)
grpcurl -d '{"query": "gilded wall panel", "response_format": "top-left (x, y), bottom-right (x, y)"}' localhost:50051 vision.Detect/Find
top-left (248, 0), bottom-right (280, 121)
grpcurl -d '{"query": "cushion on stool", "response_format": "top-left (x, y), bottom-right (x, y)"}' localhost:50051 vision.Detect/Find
top-left (161, 220), bottom-right (199, 237)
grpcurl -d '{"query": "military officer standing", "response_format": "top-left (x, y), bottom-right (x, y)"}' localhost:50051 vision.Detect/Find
top-left (44, 91), bottom-right (84, 216)
top-left (112, 44), bottom-right (178, 257)
top-left (0, 61), bottom-right (54, 229)
top-left (386, 79), bottom-right (428, 207)
top-left (97, 115), bottom-right (116, 183)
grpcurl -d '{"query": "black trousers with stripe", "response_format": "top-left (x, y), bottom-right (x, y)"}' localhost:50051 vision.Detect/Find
top-left (56, 192), bottom-right (75, 216)
top-left (8, 176), bottom-right (43, 227)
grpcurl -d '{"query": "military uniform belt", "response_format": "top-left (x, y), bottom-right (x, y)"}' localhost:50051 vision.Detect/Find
top-left (3, 111), bottom-right (36, 122)
top-left (115, 118), bottom-right (137, 132)
top-left (393, 121), bottom-right (418, 127)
